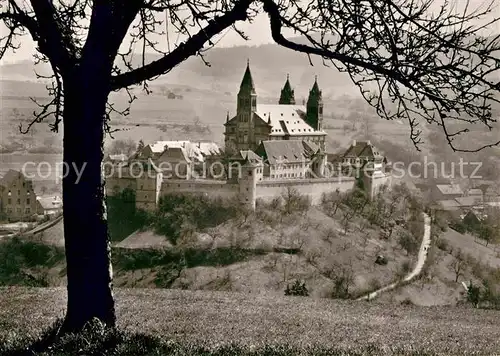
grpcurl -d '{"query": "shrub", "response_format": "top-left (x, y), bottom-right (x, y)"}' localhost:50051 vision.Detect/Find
top-left (152, 194), bottom-right (242, 244)
top-left (285, 280), bottom-right (309, 296)
top-left (435, 238), bottom-right (449, 252)
top-left (368, 277), bottom-right (382, 291)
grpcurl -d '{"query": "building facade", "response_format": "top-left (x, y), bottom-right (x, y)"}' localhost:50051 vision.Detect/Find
top-left (0, 170), bottom-right (39, 221)
top-left (224, 62), bottom-right (327, 152)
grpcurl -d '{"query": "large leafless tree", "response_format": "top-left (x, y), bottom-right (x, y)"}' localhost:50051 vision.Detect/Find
top-left (1, 0), bottom-right (499, 331)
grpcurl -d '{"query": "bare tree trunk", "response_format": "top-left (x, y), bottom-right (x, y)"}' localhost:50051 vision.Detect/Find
top-left (61, 67), bottom-right (114, 331)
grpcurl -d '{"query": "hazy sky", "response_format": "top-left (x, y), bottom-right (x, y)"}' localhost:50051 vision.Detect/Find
top-left (0, 0), bottom-right (499, 63)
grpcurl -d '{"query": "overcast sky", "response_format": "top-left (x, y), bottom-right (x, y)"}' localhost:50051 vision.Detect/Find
top-left (0, 0), bottom-right (499, 63)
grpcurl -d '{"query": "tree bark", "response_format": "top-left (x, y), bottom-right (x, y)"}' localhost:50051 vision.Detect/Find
top-left (61, 67), bottom-right (114, 331)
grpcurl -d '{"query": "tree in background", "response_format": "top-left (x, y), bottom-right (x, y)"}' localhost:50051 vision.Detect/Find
top-left (107, 138), bottom-right (137, 157)
top-left (1, 0), bottom-right (500, 331)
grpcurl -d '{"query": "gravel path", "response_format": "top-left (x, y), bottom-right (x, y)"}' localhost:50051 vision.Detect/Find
top-left (357, 213), bottom-right (431, 301)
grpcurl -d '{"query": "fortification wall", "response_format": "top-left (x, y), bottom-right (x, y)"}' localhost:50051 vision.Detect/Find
top-left (106, 177), bottom-right (136, 196)
top-left (255, 177), bottom-right (356, 205)
top-left (369, 172), bottom-right (392, 196)
top-left (160, 179), bottom-right (240, 200)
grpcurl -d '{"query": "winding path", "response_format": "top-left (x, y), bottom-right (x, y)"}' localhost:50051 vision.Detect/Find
top-left (356, 213), bottom-right (431, 301)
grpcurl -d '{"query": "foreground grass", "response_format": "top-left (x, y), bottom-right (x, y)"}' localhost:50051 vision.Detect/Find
top-left (1, 287), bottom-right (500, 355)
top-left (0, 322), bottom-right (464, 356)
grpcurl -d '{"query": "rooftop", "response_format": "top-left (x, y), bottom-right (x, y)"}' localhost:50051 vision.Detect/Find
top-left (36, 196), bottom-right (63, 210)
top-left (255, 140), bottom-right (320, 165)
top-left (342, 140), bottom-right (383, 159)
top-left (0, 169), bottom-right (24, 188)
top-left (254, 104), bottom-right (326, 137)
top-left (435, 199), bottom-right (461, 211)
top-left (148, 141), bottom-right (221, 162)
top-left (435, 184), bottom-right (463, 196)
top-left (455, 196), bottom-right (483, 207)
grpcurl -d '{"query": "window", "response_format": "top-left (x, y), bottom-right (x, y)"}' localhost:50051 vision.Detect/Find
top-left (248, 171), bottom-right (252, 176)
top-left (17, 190), bottom-right (20, 195)
top-left (7, 198), bottom-right (11, 204)
top-left (145, 195), bottom-right (148, 199)
top-left (26, 198), bottom-right (30, 204)
top-left (25, 208), bottom-right (30, 214)
top-left (7, 208), bottom-right (12, 213)
top-left (140, 185), bottom-right (144, 189)
top-left (17, 199), bottom-right (20, 204)
top-left (16, 208), bottom-right (21, 213)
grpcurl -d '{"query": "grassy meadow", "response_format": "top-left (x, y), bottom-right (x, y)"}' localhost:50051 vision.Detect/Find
top-left (1, 287), bottom-right (500, 355)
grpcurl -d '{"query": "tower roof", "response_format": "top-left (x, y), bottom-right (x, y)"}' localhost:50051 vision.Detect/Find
top-left (279, 73), bottom-right (296, 105)
top-left (310, 76), bottom-right (321, 95)
top-left (283, 74), bottom-right (292, 92)
top-left (239, 60), bottom-right (256, 94)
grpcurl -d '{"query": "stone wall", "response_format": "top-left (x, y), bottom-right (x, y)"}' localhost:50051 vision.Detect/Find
top-left (160, 179), bottom-right (240, 200)
top-left (256, 177), bottom-right (356, 205)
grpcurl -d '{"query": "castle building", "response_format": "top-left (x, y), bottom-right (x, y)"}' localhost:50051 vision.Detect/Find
top-left (0, 169), bottom-right (39, 221)
top-left (254, 140), bottom-right (325, 179)
top-left (224, 61), bottom-right (327, 152)
top-left (105, 63), bottom-right (393, 211)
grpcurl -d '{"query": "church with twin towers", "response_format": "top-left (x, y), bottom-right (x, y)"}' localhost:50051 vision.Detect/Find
top-left (224, 61), bottom-right (328, 153)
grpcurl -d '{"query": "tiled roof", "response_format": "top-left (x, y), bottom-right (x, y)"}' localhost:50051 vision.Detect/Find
top-left (255, 104), bottom-right (326, 137)
top-left (36, 196), bottom-right (63, 210)
top-left (436, 184), bottom-right (463, 195)
top-left (159, 147), bottom-right (192, 163)
top-left (149, 140), bottom-right (190, 153)
top-left (239, 150), bottom-right (262, 163)
top-left (327, 153), bottom-right (341, 163)
top-left (0, 169), bottom-right (25, 188)
top-left (255, 140), bottom-right (320, 165)
top-left (435, 199), bottom-right (461, 211)
top-left (106, 153), bottom-right (129, 162)
top-left (467, 188), bottom-right (483, 196)
top-left (149, 141), bottom-right (221, 162)
top-left (455, 196), bottom-right (483, 207)
top-left (342, 141), bottom-right (383, 159)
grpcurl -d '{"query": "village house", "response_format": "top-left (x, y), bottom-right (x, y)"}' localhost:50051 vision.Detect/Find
top-left (0, 169), bottom-right (39, 221)
top-left (36, 196), bottom-right (63, 216)
top-left (432, 183), bottom-right (464, 201)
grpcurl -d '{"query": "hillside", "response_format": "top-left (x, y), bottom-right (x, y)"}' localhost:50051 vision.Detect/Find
top-left (1, 287), bottom-right (500, 355)
top-left (0, 40), bottom-right (357, 97)
top-left (2, 187), bottom-right (430, 299)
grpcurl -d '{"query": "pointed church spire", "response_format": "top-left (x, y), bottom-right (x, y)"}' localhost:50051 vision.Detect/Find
top-left (239, 59), bottom-right (256, 94)
top-left (306, 75), bottom-right (324, 132)
top-left (310, 75), bottom-right (321, 95)
top-left (226, 111), bottom-right (229, 123)
top-left (279, 73), bottom-right (296, 105)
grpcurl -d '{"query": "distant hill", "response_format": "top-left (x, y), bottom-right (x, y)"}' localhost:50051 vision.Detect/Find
top-left (0, 40), bottom-right (358, 99)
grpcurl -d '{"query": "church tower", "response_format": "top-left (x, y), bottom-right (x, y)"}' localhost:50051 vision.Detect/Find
top-left (279, 74), bottom-right (296, 105)
top-left (306, 76), bottom-right (324, 131)
top-left (236, 60), bottom-right (257, 150)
